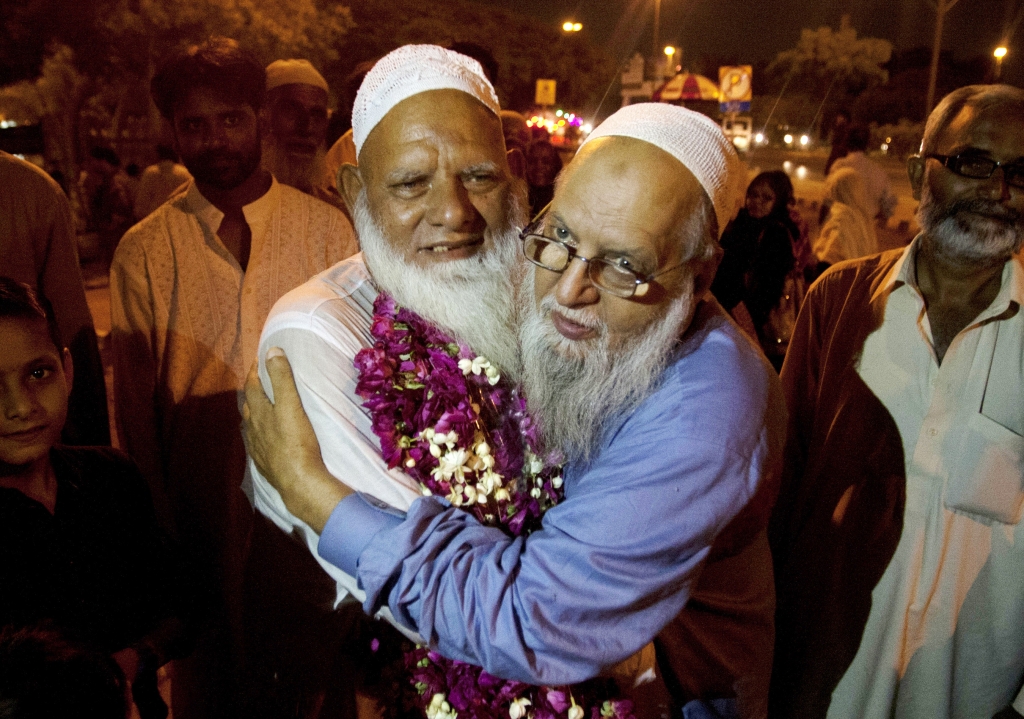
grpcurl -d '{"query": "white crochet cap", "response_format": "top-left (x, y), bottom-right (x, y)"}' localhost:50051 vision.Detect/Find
top-left (352, 44), bottom-right (501, 156)
top-left (266, 59), bottom-right (329, 93)
top-left (580, 103), bottom-right (743, 237)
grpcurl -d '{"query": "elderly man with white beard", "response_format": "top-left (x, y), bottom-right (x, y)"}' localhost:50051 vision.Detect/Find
top-left (770, 84), bottom-right (1024, 719)
top-left (261, 59), bottom-right (347, 213)
top-left (246, 85), bottom-right (786, 717)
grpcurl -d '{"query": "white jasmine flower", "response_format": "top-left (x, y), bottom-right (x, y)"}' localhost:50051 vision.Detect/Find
top-left (552, 476), bottom-right (563, 489)
top-left (429, 443), bottom-right (442, 458)
top-left (475, 441), bottom-right (491, 457)
top-left (494, 488), bottom-right (511, 502)
top-left (509, 698), bottom-right (531, 719)
top-left (530, 488), bottom-right (542, 499)
top-left (568, 701), bottom-right (585, 719)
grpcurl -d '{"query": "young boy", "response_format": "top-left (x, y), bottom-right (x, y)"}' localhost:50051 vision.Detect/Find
top-left (0, 277), bottom-right (202, 719)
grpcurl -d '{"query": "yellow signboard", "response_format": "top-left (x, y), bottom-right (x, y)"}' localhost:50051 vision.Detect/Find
top-left (535, 79), bottom-right (557, 106)
top-left (719, 66), bottom-right (753, 102)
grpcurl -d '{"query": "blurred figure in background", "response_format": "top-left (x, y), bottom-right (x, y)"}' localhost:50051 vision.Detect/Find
top-left (134, 144), bottom-right (192, 221)
top-left (823, 109), bottom-right (851, 176)
top-left (500, 110), bottom-right (531, 154)
top-left (79, 146), bottom-right (133, 267)
top-left (814, 167), bottom-right (878, 266)
top-left (829, 124), bottom-right (897, 225)
top-left (261, 59), bottom-right (346, 212)
top-left (711, 170), bottom-right (797, 370)
top-left (0, 150), bottom-right (109, 447)
top-left (526, 139), bottom-right (563, 216)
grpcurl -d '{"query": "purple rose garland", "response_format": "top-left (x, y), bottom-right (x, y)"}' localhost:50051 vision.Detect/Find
top-left (354, 293), bottom-right (634, 719)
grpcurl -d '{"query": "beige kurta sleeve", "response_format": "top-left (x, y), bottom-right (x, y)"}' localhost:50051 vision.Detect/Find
top-left (110, 238), bottom-right (174, 532)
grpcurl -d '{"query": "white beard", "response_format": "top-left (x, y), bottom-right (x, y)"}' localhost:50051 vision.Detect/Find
top-left (518, 269), bottom-right (695, 463)
top-left (354, 188), bottom-right (527, 382)
top-left (262, 136), bottom-right (328, 193)
top-left (917, 181), bottom-right (1024, 265)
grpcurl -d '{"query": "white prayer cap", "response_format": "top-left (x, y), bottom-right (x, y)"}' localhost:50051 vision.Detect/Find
top-left (580, 103), bottom-right (743, 237)
top-left (352, 44), bottom-right (501, 156)
top-left (266, 59), bottom-right (329, 94)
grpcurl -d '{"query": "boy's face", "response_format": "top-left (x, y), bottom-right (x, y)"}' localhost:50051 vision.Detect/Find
top-left (0, 317), bottom-right (71, 470)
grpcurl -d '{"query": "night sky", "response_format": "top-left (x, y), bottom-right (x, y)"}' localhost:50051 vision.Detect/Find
top-left (476, 0), bottom-right (1022, 84)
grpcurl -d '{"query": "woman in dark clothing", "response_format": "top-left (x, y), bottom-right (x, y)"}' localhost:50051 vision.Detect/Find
top-left (711, 170), bottom-right (798, 371)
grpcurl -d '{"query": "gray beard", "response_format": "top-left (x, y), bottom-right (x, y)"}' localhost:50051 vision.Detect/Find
top-left (917, 181), bottom-right (1024, 266)
top-left (353, 188), bottom-right (527, 382)
top-left (262, 137), bottom-right (328, 193)
top-left (518, 269), bottom-right (695, 463)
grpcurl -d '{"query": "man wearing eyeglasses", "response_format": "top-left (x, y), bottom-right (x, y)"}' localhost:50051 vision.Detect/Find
top-left (771, 84), bottom-right (1024, 719)
top-left (246, 95), bottom-right (786, 718)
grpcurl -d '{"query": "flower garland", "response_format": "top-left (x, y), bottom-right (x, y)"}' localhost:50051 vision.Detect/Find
top-left (354, 293), bottom-right (634, 719)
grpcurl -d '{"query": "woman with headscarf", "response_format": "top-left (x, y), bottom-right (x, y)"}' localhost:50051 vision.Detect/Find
top-left (711, 170), bottom-right (798, 370)
top-left (814, 166), bottom-right (878, 266)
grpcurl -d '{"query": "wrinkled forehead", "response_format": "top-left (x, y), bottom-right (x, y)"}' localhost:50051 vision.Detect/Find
top-left (552, 137), bottom-right (704, 249)
top-left (936, 103), bottom-right (1024, 156)
top-left (359, 89), bottom-right (506, 170)
top-left (560, 137), bottom-right (703, 216)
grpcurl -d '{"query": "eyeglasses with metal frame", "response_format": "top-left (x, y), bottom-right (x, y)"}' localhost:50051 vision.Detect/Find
top-left (519, 209), bottom-right (687, 299)
top-left (924, 152), bottom-right (1024, 189)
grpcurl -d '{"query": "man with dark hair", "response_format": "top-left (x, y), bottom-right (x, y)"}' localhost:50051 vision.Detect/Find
top-left (829, 124), bottom-right (897, 224)
top-left (110, 35), bottom-right (357, 717)
top-left (772, 84), bottom-right (1024, 718)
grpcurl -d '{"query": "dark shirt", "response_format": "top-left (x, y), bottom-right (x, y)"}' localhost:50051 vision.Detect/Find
top-left (0, 446), bottom-right (202, 661)
top-left (712, 211), bottom-right (796, 351)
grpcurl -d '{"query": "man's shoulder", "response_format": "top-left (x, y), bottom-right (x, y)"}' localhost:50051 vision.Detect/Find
top-left (263, 255), bottom-right (375, 336)
top-left (0, 153), bottom-right (64, 201)
top-left (809, 248), bottom-right (904, 303)
top-left (116, 201), bottom-right (178, 257)
top-left (636, 301), bottom-right (782, 445)
top-left (277, 182), bottom-right (347, 221)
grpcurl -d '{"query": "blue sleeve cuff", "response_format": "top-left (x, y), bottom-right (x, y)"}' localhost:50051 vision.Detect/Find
top-left (318, 492), bottom-right (406, 576)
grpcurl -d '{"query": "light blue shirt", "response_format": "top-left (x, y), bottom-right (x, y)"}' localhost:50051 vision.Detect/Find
top-left (319, 301), bottom-right (785, 693)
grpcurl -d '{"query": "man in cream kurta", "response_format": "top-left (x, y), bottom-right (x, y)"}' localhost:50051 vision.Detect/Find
top-left (110, 36), bottom-right (356, 717)
top-left (772, 84), bottom-right (1024, 719)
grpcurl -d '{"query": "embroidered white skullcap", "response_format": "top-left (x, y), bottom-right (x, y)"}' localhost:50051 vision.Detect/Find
top-left (352, 44), bottom-right (501, 156)
top-left (580, 103), bottom-right (743, 237)
top-left (266, 59), bottom-right (329, 93)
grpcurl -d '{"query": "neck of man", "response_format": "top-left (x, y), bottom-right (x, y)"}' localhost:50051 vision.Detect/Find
top-left (0, 458), bottom-right (58, 514)
top-left (916, 232), bottom-right (1006, 310)
top-left (197, 166), bottom-right (273, 215)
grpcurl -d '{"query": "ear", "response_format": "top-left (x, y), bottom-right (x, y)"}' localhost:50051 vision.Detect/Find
top-left (61, 347), bottom-right (74, 396)
top-left (339, 163), bottom-right (364, 218)
top-left (907, 155), bottom-right (925, 201)
top-left (507, 147), bottom-right (526, 180)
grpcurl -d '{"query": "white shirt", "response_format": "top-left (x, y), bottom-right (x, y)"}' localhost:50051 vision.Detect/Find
top-left (111, 178), bottom-right (357, 532)
top-left (248, 256), bottom-right (422, 618)
top-left (830, 151), bottom-right (897, 220)
top-left (828, 239), bottom-right (1024, 718)
top-left (815, 201), bottom-right (878, 265)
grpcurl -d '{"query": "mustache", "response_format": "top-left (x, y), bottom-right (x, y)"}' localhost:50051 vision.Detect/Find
top-left (949, 198), bottom-right (1022, 224)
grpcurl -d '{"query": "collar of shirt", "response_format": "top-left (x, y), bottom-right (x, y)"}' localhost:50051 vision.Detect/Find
top-left (871, 233), bottom-right (1024, 324)
top-left (182, 176), bottom-right (280, 241)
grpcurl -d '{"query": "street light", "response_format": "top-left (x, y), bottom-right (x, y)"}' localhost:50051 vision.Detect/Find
top-left (995, 45), bottom-right (1008, 80)
top-left (562, 21), bottom-right (582, 32)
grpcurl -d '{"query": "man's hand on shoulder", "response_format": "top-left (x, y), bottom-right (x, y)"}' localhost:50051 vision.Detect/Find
top-left (243, 348), bottom-right (351, 532)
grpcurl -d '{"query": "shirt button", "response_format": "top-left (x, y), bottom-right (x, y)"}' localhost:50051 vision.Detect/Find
top-left (928, 428), bottom-right (938, 436)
